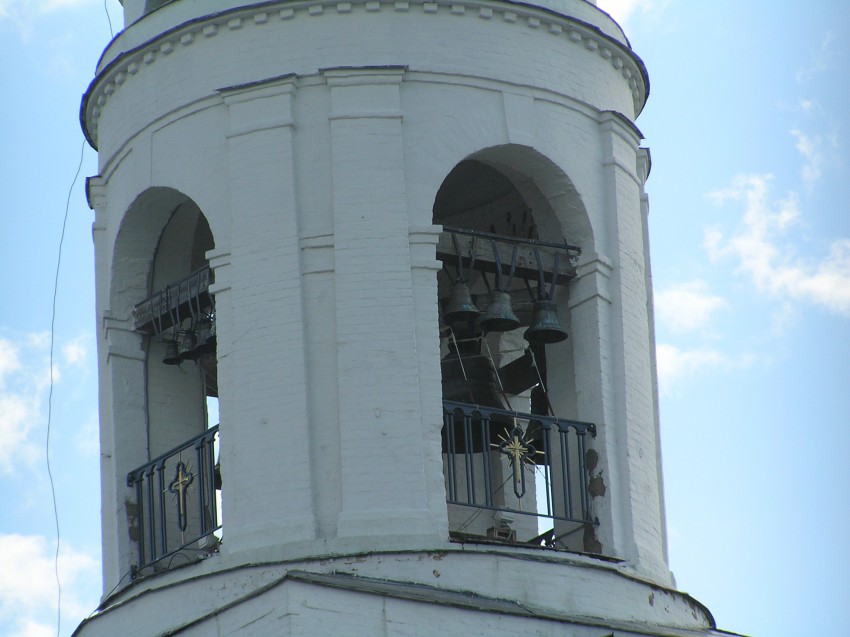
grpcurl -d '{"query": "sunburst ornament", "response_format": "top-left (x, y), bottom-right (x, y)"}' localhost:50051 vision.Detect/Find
top-left (495, 422), bottom-right (544, 498)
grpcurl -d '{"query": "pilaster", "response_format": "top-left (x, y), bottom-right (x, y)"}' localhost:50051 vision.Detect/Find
top-left (101, 314), bottom-right (149, 593)
top-left (219, 75), bottom-right (317, 553)
top-left (325, 66), bottom-right (439, 541)
top-left (598, 111), bottom-right (670, 583)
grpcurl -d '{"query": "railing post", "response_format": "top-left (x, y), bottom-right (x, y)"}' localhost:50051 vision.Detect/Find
top-left (131, 473), bottom-right (145, 570)
top-left (156, 460), bottom-right (167, 561)
top-left (444, 411), bottom-right (457, 502)
top-left (481, 414), bottom-right (494, 508)
top-left (144, 466), bottom-right (157, 565)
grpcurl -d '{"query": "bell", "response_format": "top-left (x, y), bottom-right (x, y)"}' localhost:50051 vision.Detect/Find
top-left (479, 290), bottom-right (520, 333)
top-left (444, 281), bottom-right (479, 324)
top-left (179, 329), bottom-right (199, 361)
top-left (441, 342), bottom-right (506, 410)
top-left (441, 340), bottom-right (508, 454)
top-left (524, 299), bottom-right (568, 345)
top-left (162, 339), bottom-right (181, 365)
top-left (192, 318), bottom-right (216, 359)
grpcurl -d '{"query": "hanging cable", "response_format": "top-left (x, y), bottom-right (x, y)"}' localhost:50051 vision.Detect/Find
top-left (528, 347), bottom-right (556, 417)
top-left (47, 137), bottom-right (86, 637)
top-left (104, 0), bottom-right (114, 38)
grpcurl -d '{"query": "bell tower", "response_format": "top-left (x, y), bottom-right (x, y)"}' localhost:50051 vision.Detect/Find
top-left (77, 0), bottom-right (735, 635)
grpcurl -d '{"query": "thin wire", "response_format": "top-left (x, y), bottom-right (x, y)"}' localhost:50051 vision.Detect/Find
top-left (104, 0), bottom-right (114, 38)
top-left (47, 138), bottom-right (86, 637)
top-left (528, 348), bottom-right (556, 417)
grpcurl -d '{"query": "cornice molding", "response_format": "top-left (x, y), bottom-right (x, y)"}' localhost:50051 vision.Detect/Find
top-left (81, 0), bottom-right (648, 149)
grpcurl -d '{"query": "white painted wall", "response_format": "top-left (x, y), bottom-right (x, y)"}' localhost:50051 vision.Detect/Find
top-left (77, 1), bottom-right (704, 635)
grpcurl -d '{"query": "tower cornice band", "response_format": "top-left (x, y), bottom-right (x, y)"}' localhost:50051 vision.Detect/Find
top-left (81, 0), bottom-right (648, 149)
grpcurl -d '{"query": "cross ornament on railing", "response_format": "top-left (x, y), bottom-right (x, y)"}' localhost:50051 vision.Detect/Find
top-left (168, 461), bottom-right (194, 532)
top-left (496, 423), bottom-right (543, 498)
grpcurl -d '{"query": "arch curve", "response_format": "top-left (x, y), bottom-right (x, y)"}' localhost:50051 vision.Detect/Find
top-left (111, 187), bottom-right (215, 317)
top-left (433, 144), bottom-right (593, 252)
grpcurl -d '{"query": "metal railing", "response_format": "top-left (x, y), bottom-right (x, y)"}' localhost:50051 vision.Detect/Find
top-left (127, 425), bottom-right (220, 572)
top-left (442, 401), bottom-right (596, 545)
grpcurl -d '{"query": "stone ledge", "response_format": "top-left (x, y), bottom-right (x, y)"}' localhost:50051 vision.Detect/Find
top-left (82, 0), bottom-right (647, 149)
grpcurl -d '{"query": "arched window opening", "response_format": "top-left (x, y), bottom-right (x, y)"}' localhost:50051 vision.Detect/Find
top-left (434, 159), bottom-right (596, 552)
top-left (125, 199), bottom-right (221, 574)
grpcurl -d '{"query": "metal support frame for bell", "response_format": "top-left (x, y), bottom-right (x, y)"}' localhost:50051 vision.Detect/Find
top-left (178, 274), bottom-right (205, 362)
top-left (157, 287), bottom-right (183, 366)
top-left (162, 338), bottom-right (182, 366)
top-left (523, 250), bottom-right (568, 345)
top-left (479, 240), bottom-right (520, 333)
top-left (192, 313), bottom-right (216, 360)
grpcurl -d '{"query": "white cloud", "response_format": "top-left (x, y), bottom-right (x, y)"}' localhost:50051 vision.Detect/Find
top-left (0, 534), bottom-right (100, 637)
top-left (0, 0), bottom-right (97, 17)
top-left (655, 280), bottom-right (727, 334)
top-left (0, 0), bottom-right (104, 40)
top-left (656, 343), bottom-right (753, 395)
top-left (595, 0), bottom-right (671, 28)
top-left (0, 337), bottom-right (43, 472)
top-left (6, 617), bottom-right (55, 637)
top-left (706, 174), bottom-right (850, 316)
top-left (796, 31), bottom-right (838, 83)
top-left (790, 128), bottom-right (824, 189)
top-left (0, 333), bottom-right (88, 473)
top-left (74, 411), bottom-right (100, 458)
top-left (0, 338), bottom-right (23, 384)
top-left (768, 302), bottom-right (798, 338)
top-left (62, 335), bottom-right (89, 367)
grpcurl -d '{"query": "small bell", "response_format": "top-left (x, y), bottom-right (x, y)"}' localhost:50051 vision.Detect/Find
top-left (162, 339), bottom-right (181, 365)
top-left (479, 290), bottom-right (520, 333)
top-left (523, 299), bottom-right (568, 345)
top-left (444, 281), bottom-right (479, 324)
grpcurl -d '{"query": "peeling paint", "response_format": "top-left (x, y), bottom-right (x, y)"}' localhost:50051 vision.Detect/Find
top-left (583, 524), bottom-right (602, 554)
top-left (126, 499), bottom-right (139, 542)
top-left (585, 448), bottom-right (599, 472)
top-left (588, 472), bottom-right (606, 497)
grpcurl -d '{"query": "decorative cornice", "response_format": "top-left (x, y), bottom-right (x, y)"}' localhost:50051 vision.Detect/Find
top-left (81, 0), bottom-right (648, 149)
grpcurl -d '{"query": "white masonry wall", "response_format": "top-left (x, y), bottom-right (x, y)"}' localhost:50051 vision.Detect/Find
top-left (77, 0), bottom-right (701, 635)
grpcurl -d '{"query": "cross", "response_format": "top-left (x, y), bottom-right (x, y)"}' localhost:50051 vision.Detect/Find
top-left (497, 424), bottom-right (538, 499)
top-left (169, 461), bottom-right (194, 532)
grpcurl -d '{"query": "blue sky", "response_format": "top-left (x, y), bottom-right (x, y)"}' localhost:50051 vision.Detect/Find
top-left (0, 1), bottom-right (847, 636)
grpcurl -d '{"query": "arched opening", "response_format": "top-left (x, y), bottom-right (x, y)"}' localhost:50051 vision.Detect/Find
top-left (112, 188), bottom-right (221, 574)
top-left (433, 149), bottom-right (596, 552)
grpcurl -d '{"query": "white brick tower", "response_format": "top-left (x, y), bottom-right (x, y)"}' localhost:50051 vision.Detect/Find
top-left (77, 0), bottom-right (736, 635)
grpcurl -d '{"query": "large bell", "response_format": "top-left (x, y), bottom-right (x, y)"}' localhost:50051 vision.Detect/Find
top-left (441, 342), bottom-right (506, 409)
top-left (444, 280), bottom-right (479, 324)
top-left (162, 339), bottom-right (181, 365)
top-left (479, 290), bottom-right (520, 333)
top-left (192, 318), bottom-right (216, 359)
top-left (441, 339), bottom-right (508, 453)
top-left (179, 329), bottom-right (199, 361)
top-left (524, 299), bottom-right (568, 345)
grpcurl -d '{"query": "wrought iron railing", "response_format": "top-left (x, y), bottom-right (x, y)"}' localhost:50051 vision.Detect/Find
top-left (442, 401), bottom-right (596, 546)
top-left (127, 425), bottom-right (220, 572)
